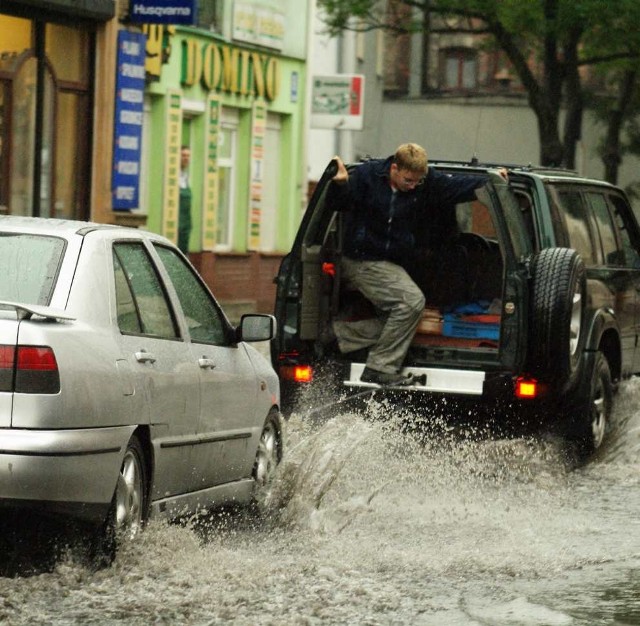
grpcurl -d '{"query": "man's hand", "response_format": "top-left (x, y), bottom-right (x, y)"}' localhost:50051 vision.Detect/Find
top-left (332, 156), bottom-right (349, 184)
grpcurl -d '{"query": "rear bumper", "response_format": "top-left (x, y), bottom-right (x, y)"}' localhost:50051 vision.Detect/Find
top-left (345, 362), bottom-right (487, 395)
top-left (0, 426), bottom-right (136, 521)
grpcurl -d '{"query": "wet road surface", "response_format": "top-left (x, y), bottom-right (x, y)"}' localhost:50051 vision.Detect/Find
top-left (1, 377), bottom-right (640, 625)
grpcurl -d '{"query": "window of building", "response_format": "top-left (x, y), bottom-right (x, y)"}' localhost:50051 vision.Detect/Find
top-left (197, 0), bottom-right (223, 32)
top-left (0, 13), bottom-right (92, 219)
top-left (216, 107), bottom-right (238, 250)
top-left (440, 47), bottom-right (478, 90)
top-left (259, 113), bottom-right (281, 252)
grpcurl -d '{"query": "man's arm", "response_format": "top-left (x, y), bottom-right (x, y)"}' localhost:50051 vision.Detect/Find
top-left (325, 155), bottom-right (352, 212)
top-left (427, 167), bottom-right (508, 206)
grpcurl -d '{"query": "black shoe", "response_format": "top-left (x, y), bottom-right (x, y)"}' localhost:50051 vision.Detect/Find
top-left (360, 367), bottom-right (414, 386)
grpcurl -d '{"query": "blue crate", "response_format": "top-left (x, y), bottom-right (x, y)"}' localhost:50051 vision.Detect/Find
top-left (442, 314), bottom-right (500, 340)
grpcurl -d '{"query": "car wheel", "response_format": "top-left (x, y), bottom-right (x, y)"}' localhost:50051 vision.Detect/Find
top-left (91, 434), bottom-right (148, 566)
top-left (527, 247), bottom-right (586, 390)
top-left (565, 351), bottom-right (613, 458)
top-left (252, 409), bottom-right (283, 509)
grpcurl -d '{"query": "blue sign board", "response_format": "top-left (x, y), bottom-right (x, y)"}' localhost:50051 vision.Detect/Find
top-left (112, 30), bottom-right (146, 211)
top-left (129, 0), bottom-right (197, 25)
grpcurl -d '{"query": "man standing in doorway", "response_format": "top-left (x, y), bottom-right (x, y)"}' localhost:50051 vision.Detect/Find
top-left (178, 145), bottom-right (192, 254)
top-left (329, 143), bottom-right (507, 386)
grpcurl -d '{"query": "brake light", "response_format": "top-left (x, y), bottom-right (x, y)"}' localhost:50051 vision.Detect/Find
top-left (322, 262), bottom-right (336, 277)
top-left (279, 364), bottom-right (314, 383)
top-left (15, 346), bottom-right (60, 394)
top-left (515, 376), bottom-right (538, 399)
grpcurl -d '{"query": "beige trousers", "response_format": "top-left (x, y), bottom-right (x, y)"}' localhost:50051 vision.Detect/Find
top-left (333, 258), bottom-right (425, 374)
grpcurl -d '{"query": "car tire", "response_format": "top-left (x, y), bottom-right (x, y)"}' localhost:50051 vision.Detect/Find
top-left (564, 351), bottom-right (613, 459)
top-left (527, 247), bottom-right (586, 390)
top-left (91, 434), bottom-right (148, 566)
top-left (251, 409), bottom-right (283, 513)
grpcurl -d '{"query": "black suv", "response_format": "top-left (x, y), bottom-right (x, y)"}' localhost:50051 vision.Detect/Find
top-left (272, 159), bottom-right (640, 455)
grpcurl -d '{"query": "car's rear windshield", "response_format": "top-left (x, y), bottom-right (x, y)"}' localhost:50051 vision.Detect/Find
top-left (0, 233), bottom-right (65, 306)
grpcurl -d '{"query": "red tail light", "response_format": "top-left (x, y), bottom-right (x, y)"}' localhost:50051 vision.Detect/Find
top-left (0, 345), bottom-right (60, 394)
top-left (515, 376), bottom-right (538, 399)
top-left (279, 364), bottom-right (314, 383)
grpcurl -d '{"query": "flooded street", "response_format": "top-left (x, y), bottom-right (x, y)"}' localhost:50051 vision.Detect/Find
top-left (2, 379), bottom-right (640, 625)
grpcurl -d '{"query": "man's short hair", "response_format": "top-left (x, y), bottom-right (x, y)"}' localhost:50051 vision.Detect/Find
top-left (394, 143), bottom-right (428, 174)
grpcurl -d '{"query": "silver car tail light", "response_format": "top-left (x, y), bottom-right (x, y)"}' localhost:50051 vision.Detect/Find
top-left (0, 345), bottom-right (15, 392)
top-left (14, 346), bottom-right (60, 394)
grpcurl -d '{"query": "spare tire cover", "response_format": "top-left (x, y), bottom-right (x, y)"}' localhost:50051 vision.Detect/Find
top-left (527, 247), bottom-right (586, 389)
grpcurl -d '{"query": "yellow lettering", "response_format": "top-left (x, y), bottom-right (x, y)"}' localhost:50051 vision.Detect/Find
top-left (264, 58), bottom-right (279, 100)
top-left (143, 24), bottom-right (163, 77)
top-left (181, 39), bottom-right (202, 86)
top-left (251, 52), bottom-right (265, 98)
top-left (222, 46), bottom-right (239, 93)
top-left (202, 43), bottom-right (222, 90)
top-left (239, 49), bottom-right (251, 96)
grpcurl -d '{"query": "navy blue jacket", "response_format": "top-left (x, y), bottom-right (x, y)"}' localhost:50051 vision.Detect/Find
top-left (328, 156), bottom-right (487, 268)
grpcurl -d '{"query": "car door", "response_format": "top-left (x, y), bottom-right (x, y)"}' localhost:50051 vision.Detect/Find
top-left (600, 191), bottom-right (640, 373)
top-left (153, 244), bottom-right (260, 488)
top-left (113, 241), bottom-right (201, 499)
top-left (584, 190), bottom-right (639, 374)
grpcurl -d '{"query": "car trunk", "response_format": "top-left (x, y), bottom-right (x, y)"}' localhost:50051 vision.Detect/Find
top-left (274, 166), bottom-right (532, 396)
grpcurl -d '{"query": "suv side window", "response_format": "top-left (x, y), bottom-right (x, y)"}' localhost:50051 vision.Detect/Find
top-left (552, 188), bottom-right (597, 265)
top-left (608, 193), bottom-right (640, 269)
top-left (585, 192), bottom-right (621, 266)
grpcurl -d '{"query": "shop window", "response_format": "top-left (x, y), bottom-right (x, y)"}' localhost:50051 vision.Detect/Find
top-left (55, 92), bottom-right (89, 219)
top-left (45, 24), bottom-right (88, 85)
top-left (216, 108), bottom-right (238, 250)
top-left (260, 113), bottom-right (281, 252)
top-left (0, 14), bottom-right (91, 219)
top-left (0, 14), bottom-right (31, 57)
top-left (440, 47), bottom-right (478, 90)
top-left (0, 81), bottom-right (8, 213)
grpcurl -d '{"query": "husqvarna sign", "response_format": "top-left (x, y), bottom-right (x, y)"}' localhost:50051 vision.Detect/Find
top-left (129, 0), bottom-right (196, 24)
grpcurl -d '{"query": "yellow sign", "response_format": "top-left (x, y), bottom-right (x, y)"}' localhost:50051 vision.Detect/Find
top-left (142, 24), bottom-right (175, 79)
top-left (163, 90), bottom-right (182, 242)
top-left (182, 39), bottom-right (279, 101)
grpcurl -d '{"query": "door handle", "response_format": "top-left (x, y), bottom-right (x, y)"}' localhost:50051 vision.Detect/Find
top-left (198, 357), bottom-right (217, 370)
top-left (135, 350), bottom-right (156, 363)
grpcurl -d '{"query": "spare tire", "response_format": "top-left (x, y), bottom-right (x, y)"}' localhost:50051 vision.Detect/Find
top-left (527, 247), bottom-right (586, 390)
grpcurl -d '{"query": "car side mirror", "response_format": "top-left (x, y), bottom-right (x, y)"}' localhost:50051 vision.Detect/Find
top-left (237, 314), bottom-right (276, 342)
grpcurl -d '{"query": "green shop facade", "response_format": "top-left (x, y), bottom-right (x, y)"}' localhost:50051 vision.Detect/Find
top-left (139, 25), bottom-right (307, 318)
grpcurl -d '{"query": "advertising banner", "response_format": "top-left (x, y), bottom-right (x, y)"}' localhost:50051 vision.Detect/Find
top-left (310, 74), bottom-right (365, 130)
top-left (248, 100), bottom-right (266, 250)
top-left (162, 90), bottom-right (183, 243)
top-left (202, 95), bottom-right (221, 250)
top-left (129, 0), bottom-right (196, 25)
top-left (112, 30), bottom-right (146, 210)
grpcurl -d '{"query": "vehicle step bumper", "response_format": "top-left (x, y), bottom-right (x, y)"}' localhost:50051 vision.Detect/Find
top-left (344, 362), bottom-right (486, 395)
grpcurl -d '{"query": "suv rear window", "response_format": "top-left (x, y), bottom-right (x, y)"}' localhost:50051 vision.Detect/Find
top-left (0, 233), bottom-right (65, 305)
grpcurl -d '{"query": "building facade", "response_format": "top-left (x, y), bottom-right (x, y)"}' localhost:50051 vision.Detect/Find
top-left (126, 0), bottom-right (310, 317)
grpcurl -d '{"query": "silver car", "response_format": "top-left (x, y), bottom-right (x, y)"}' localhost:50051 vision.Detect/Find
top-left (0, 216), bottom-right (282, 557)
